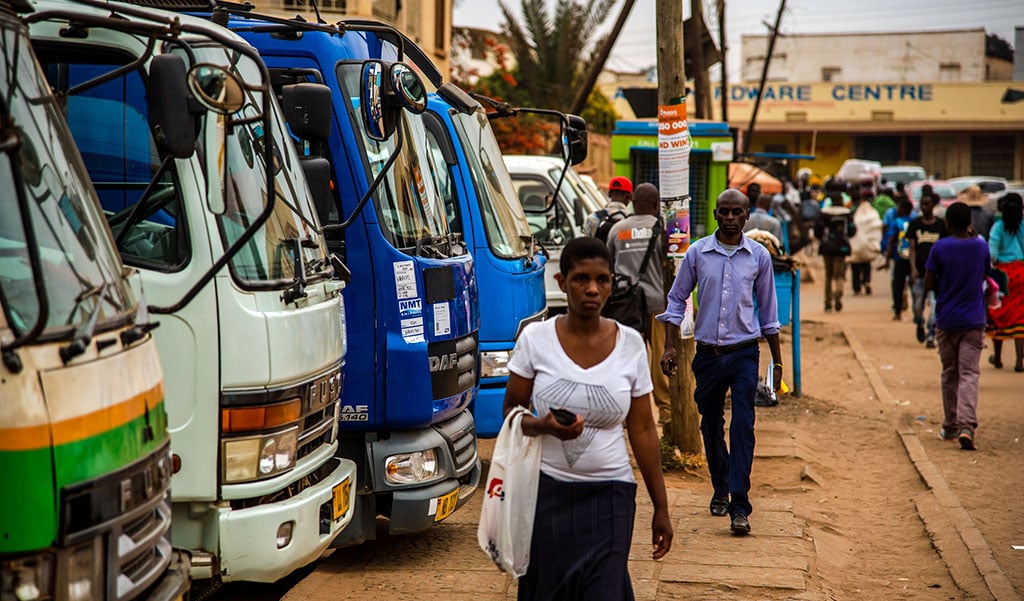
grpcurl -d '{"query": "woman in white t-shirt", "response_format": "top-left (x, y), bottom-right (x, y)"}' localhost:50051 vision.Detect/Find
top-left (504, 237), bottom-right (673, 601)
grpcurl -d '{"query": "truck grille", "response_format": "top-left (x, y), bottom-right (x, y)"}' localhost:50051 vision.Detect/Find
top-left (433, 410), bottom-right (478, 476)
top-left (428, 332), bottom-right (478, 401)
top-left (112, 495), bottom-right (174, 601)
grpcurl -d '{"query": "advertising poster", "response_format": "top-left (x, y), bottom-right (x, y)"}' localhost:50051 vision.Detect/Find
top-left (664, 201), bottom-right (690, 258)
top-left (659, 99), bottom-right (691, 259)
top-left (657, 101), bottom-right (691, 200)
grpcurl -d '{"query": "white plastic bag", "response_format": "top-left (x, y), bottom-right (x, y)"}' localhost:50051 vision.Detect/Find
top-left (477, 405), bottom-right (542, 577)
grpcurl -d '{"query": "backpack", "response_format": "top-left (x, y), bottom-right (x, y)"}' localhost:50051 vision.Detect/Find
top-left (594, 208), bottom-right (627, 243)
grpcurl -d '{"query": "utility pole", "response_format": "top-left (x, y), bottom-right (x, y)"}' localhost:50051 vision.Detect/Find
top-left (744, 0), bottom-right (785, 154)
top-left (689, 0), bottom-right (709, 119)
top-left (570, 0), bottom-right (637, 116)
top-left (656, 0), bottom-right (701, 455)
top-left (718, 0), bottom-right (728, 123)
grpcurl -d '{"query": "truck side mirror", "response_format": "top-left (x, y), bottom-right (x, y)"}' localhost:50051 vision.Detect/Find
top-left (360, 60), bottom-right (391, 141)
top-left (187, 63), bottom-right (245, 115)
top-left (359, 60), bottom-right (428, 142)
top-left (388, 63), bottom-right (426, 114)
top-left (282, 83), bottom-right (332, 140)
top-left (301, 157), bottom-right (334, 226)
top-left (149, 55), bottom-right (196, 159)
top-left (563, 114), bottom-right (588, 166)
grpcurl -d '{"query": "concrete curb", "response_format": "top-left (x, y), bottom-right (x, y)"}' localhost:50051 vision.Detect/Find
top-left (839, 323), bottom-right (1021, 601)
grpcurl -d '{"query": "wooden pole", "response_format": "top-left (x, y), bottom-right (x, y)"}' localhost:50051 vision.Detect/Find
top-left (744, 0), bottom-right (785, 155)
top-left (689, 0), bottom-right (708, 119)
top-left (718, 0), bottom-right (728, 123)
top-left (657, 0), bottom-right (701, 454)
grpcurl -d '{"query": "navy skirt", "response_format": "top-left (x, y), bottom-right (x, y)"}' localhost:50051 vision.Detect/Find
top-left (518, 473), bottom-right (638, 601)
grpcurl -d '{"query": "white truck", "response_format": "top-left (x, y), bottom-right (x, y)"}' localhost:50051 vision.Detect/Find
top-left (27, 0), bottom-right (356, 589)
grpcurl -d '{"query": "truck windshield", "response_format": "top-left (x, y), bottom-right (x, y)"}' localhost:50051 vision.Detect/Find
top-left (451, 110), bottom-right (531, 259)
top-left (335, 62), bottom-right (451, 252)
top-left (192, 44), bottom-right (330, 285)
top-left (0, 24), bottom-right (133, 338)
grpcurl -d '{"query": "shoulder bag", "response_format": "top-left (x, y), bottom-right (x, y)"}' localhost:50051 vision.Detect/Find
top-left (602, 219), bottom-right (662, 337)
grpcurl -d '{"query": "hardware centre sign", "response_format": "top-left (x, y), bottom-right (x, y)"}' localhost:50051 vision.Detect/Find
top-left (715, 83), bottom-right (935, 104)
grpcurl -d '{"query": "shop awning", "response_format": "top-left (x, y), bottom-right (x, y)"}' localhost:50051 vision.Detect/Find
top-left (728, 162), bottom-right (782, 195)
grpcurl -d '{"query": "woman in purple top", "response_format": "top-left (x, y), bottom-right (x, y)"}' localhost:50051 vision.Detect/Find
top-left (924, 201), bottom-right (990, 450)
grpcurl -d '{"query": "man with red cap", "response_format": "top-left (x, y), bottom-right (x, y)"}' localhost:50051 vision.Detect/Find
top-left (585, 176), bottom-right (633, 241)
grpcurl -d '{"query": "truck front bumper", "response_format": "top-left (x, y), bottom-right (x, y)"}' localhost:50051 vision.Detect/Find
top-left (217, 456), bottom-right (356, 582)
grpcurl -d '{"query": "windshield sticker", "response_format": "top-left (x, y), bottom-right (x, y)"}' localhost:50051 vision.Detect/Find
top-left (399, 298), bottom-right (422, 318)
top-left (401, 317), bottom-right (425, 343)
top-left (433, 302), bottom-right (451, 337)
top-left (394, 260), bottom-right (418, 299)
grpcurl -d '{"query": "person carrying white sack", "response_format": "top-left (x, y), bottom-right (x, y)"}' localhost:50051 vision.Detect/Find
top-left (848, 192), bottom-right (884, 296)
top-left (501, 236), bottom-right (672, 601)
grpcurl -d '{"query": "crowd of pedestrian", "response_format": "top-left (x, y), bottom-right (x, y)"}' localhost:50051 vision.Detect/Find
top-left (498, 171), bottom-right (1020, 594)
top-left (789, 170), bottom-right (1024, 451)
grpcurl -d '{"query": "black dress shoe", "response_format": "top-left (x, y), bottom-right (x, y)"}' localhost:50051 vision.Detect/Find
top-left (709, 496), bottom-right (729, 516)
top-left (730, 513), bottom-right (751, 535)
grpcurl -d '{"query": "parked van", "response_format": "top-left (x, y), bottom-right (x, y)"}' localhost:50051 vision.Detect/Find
top-left (1, 2), bottom-right (188, 599)
top-left (504, 155), bottom-right (603, 311)
top-left (28, 0), bottom-right (357, 586)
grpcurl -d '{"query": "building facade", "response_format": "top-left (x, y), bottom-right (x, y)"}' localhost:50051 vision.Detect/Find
top-left (732, 28), bottom-right (1022, 181)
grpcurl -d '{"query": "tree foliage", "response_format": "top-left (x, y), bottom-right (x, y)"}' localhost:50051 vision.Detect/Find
top-left (499, 0), bottom-right (618, 111)
top-left (448, 0), bottom-right (621, 152)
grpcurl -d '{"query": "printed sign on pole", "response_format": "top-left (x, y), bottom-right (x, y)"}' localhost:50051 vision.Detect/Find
top-left (659, 100), bottom-right (691, 259)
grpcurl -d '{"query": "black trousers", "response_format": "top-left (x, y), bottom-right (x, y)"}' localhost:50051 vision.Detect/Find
top-left (850, 262), bottom-right (872, 293)
top-left (891, 258), bottom-right (911, 314)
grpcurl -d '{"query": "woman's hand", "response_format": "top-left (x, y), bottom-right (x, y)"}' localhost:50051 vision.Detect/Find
top-left (651, 507), bottom-right (674, 559)
top-left (537, 411), bottom-right (584, 440)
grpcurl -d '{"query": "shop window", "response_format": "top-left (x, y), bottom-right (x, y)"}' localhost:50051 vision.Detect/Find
top-left (938, 62), bottom-right (961, 82)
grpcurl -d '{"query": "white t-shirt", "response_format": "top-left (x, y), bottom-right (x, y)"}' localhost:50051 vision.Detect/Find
top-left (507, 318), bottom-right (653, 483)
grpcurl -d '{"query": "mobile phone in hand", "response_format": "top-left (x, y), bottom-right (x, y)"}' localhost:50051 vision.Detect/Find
top-left (549, 407), bottom-right (577, 426)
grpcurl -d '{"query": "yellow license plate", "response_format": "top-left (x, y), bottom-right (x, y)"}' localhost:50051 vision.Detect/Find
top-left (433, 488), bottom-right (459, 522)
top-left (332, 478), bottom-right (352, 521)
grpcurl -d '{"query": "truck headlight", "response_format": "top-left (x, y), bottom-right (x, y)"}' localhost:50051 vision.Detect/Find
top-left (66, 539), bottom-right (102, 601)
top-left (480, 350), bottom-right (512, 378)
top-left (384, 449), bottom-right (442, 484)
top-left (1, 553), bottom-right (54, 601)
top-left (223, 428), bottom-right (299, 483)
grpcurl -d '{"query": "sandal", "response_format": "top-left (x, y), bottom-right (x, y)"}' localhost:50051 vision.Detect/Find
top-left (988, 355), bottom-right (1003, 369)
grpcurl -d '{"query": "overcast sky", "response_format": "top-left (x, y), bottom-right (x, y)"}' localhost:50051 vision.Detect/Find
top-left (454, 0), bottom-right (1024, 79)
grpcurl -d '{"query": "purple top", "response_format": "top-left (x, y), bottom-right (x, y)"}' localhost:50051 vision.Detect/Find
top-left (924, 236), bottom-right (989, 330)
top-left (657, 232), bottom-right (780, 345)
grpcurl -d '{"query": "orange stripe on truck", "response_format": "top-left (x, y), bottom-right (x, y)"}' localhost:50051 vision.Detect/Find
top-left (0, 383), bottom-right (164, 451)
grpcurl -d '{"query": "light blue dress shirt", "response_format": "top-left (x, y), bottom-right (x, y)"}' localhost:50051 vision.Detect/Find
top-left (657, 232), bottom-right (781, 345)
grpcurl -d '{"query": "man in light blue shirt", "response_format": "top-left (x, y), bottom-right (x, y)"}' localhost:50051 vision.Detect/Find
top-left (659, 188), bottom-right (783, 536)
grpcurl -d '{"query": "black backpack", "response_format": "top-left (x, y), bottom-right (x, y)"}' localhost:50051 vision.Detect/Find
top-left (594, 208), bottom-right (627, 243)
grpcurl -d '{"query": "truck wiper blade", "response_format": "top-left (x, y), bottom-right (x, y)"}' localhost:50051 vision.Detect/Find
top-left (413, 235), bottom-right (450, 259)
top-left (59, 282), bottom-right (110, 364)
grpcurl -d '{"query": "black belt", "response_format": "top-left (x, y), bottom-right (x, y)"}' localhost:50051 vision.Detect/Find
top-left (695, 338), bottom-right (759, 355)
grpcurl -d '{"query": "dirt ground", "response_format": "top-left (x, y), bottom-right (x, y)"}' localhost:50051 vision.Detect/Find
top-left (216, 258), bottom-right (1023, 600)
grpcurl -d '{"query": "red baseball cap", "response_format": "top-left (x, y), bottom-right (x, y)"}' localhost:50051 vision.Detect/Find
top-left (609, 176), bottom-right (633, 194)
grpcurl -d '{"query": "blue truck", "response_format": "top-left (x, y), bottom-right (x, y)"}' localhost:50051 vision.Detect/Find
top-left (419, 94), bottom-right (548, 436)
top-left (205, 10), bottom-right (483, 544)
